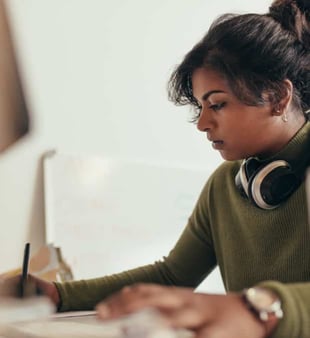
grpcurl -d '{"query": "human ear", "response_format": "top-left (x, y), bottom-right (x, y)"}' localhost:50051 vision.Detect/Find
top-left (271, 79), bottom-right (293, 116)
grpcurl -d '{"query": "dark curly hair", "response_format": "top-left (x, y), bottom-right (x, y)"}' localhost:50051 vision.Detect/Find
top-left (168, 0), bottom-right (310, 122)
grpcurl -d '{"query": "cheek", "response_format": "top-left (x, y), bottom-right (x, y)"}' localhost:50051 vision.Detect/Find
top-left (224, 124), bottom-right (249, 142)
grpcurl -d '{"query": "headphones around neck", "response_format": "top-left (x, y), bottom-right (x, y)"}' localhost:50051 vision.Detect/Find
top-left (235, 157), bottom-right (301, 210)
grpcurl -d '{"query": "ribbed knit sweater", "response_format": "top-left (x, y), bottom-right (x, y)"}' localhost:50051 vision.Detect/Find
top-left (56, 122), bottom-right (310, 338)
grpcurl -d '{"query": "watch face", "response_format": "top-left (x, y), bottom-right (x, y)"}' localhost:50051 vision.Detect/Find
top-left (246, 287), bottom-right (278, 310)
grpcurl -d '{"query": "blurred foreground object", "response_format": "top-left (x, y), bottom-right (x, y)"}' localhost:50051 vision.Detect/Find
top-left (0, 274), bottom-right (55, 335)
top-left (8, 308), bottom-right (189, 338)
top-left (0, 296), bottom-right (55, 323)
top-left (0, 293), bottom-right (55, 337)
top-left (0, 0), bottom-right (30, 153)
top-left (0, 244), bottom-right (74, 282)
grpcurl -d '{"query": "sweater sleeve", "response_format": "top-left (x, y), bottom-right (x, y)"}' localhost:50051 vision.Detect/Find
top-left (257, 280), bottom-right (310, 338)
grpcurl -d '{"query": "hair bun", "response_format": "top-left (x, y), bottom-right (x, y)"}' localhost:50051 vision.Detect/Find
top-left (269, 0), bottom-right (310, 49)
top-left (269, 0), bottom-right (309, 16)
top-left (296, 0), bottom-right (310, 11)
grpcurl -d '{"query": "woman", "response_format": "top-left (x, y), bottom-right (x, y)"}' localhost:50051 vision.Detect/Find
top-left (29, 0), bottom-right (310, 337)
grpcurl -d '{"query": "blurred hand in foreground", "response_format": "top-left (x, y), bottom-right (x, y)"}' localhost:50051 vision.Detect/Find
top-left (96, 283), bottom-right (268, 338)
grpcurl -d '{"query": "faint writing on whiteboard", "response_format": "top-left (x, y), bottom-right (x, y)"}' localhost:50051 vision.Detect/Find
top-left (44, 153), bottom-right (210, 279)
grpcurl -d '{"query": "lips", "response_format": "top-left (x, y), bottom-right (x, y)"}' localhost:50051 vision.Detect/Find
top-left (207, 135), bottom-right (223, 143)
top-left (207, 134), bottom-right (224, 148)
top-left (211, 140), bottom-right (224, 149)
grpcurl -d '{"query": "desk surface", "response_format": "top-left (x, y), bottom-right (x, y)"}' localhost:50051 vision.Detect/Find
top-left (0, 310), bottom-right (193, 338)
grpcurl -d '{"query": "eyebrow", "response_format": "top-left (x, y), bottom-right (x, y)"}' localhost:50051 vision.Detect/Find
top-left (201, 90), bottom-right (226, 102)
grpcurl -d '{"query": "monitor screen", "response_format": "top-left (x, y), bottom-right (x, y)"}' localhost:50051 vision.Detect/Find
top-left (0, 0), bottom-right (29, 153)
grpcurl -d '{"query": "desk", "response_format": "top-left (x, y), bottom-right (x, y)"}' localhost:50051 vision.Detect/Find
top-left (0, 310), bottom-right (193, 338)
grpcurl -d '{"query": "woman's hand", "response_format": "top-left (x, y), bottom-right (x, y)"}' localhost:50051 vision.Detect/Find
top-left (29, 274), bottom-right (60, 307)
top-left (96, 283), bottom-right (268, 338)
top-left (0, 274), bottom-right (60, 308)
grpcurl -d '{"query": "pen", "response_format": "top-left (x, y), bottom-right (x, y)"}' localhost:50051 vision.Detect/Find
top-left (20, 242), bottom-right (30, 297)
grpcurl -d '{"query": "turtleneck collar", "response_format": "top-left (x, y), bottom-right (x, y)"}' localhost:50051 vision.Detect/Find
top-left (254, 121), bottom-right (310, 171)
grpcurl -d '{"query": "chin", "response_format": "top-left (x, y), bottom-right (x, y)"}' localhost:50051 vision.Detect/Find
top-left (219, 151), bottom-right (243, 161)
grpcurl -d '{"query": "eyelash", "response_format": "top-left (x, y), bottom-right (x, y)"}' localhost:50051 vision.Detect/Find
top-left (209, 102), bottom-right (226, 112)
top-left (196, 102), bottom-right (226, 114)
top-left (191, 102), bottom-right (226, 124)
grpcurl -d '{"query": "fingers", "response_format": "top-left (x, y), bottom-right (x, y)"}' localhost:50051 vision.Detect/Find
top-left (96, 284), bottom-right (186, 318)
top-left (0, 275), bottom-right (20, 297)
top-left (26, 274), bottom-right (60, 306)
top-left (196, 326), bottom-right (227, 338)
top-left (96, 283), bottom-right (208, 331)
top-left (97, 287), bottom-right (267, 338)
top-left (161, 305), bottom-right (211, 330)
top-left (97, 284), bottom-right (169, 318)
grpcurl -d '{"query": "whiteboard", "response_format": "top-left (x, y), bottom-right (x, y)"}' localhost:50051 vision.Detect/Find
top-left (43, 152), bottom-right (211, 281)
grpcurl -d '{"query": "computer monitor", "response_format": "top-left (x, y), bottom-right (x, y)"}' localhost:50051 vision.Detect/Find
top-left (0, 0), bottom-right (29, 153)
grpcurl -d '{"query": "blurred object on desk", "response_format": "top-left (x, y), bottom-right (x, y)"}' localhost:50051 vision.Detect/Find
top-left (0, 244), bottom-right (73, 282)
top-left (55, 246), bottom-right (74, 282)
top-left (7, 308), bottom-right (193, 338)
top-left (0, 296), bottom-right (55, 324)
top-left (0, 296), bottom-right (55, 338)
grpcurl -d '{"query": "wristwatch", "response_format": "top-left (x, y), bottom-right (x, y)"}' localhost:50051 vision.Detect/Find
top-left (242, 287), bottom-right (284, 322)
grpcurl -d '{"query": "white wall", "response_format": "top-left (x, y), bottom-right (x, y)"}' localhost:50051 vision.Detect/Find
top-left (0, 0), bottom-right (270, 292)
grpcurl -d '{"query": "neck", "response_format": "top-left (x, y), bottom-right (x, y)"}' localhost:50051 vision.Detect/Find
top-left (258, 115), bottom-right (307, 159)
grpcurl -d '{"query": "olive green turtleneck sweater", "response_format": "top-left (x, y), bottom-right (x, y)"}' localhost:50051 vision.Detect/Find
top-left (56, 122), bottom-right (310, 338)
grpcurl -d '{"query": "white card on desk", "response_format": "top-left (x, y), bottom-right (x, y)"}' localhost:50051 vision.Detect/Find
top-left (51, 310), bottom-right (96, 319)
top-left (4, 309), bottom-right (193, 338)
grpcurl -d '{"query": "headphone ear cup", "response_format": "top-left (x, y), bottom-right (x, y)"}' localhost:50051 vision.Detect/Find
top-left (235, 158), bottom-right (261, 198)
top-left (247, 160), bottom-right (300, 209)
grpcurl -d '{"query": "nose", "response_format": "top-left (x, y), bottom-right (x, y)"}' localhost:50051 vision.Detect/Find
top-left (196, 107), bottom-right (213, 132)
